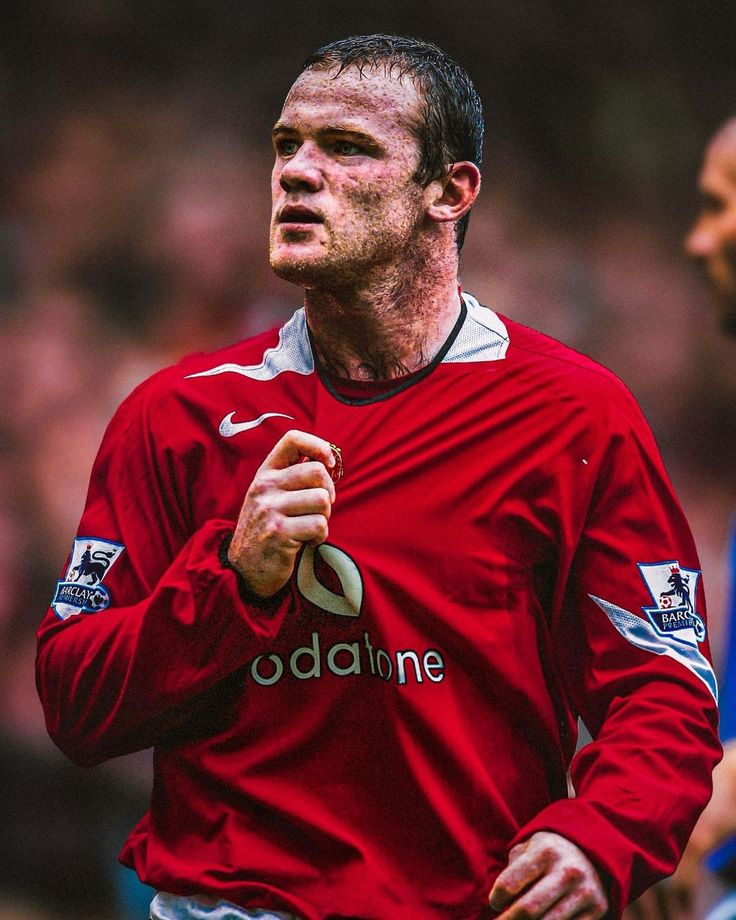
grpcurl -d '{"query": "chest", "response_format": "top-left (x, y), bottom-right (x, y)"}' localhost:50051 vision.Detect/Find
top-left (185, 371), bottom-right (588, 600)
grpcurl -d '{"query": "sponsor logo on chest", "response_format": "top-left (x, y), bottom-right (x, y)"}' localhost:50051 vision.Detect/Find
top-left (244, 542), bottom-right (446, 689)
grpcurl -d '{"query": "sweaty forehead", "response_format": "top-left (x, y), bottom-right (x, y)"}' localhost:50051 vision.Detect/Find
top-left (279, 65), bottom-right (423, 130)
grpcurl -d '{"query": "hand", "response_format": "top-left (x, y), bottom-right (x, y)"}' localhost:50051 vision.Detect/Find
top-left (489, 831), bottom-right (608, 918)
top-left (228, 429), bottom-right (337, 597)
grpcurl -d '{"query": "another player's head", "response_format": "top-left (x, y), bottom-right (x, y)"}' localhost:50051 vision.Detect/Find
top-left (686, 117), bottom-right (736, 336)
top-left (269, 34), bottom-right (482, 290)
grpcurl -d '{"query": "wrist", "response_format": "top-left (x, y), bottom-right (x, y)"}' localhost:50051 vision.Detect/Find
top-left (218, 533), bottom-right (290, 609)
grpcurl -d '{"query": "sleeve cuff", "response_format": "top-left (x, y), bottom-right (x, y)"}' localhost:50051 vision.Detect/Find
top-left (509, 803), bottom-right (626, 916)
top-left (218, 532), bottom-right (290, 610)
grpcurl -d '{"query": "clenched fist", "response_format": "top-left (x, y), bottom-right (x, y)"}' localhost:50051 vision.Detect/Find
top-left (228, 429), bottom-right (337, 598)
top-left (489, 831), bottom-right (608, 918)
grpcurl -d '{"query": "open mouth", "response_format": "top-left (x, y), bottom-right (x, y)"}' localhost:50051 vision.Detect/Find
top-left (279, 206), bottom-right (324, 225)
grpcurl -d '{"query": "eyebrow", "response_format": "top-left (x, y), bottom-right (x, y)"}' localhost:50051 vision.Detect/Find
top-left (272, 123), bottom-right (378, 145)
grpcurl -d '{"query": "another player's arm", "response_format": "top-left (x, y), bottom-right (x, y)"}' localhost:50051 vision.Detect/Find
top-left (624, 740), bottom-right (736, 919)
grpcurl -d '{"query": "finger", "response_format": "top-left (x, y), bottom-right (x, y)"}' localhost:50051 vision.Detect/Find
top-left (274, 461), bottom-right (337, 502)
top-left (301, 443), bottom-right (343, 483)
top-left (494, 873), bottom-right (567, 918)
top-left (261, 429), bottom-right (336, 473)
top-left (540, 887), bottom-right (607, 920)
top-left (280, 513), bottom-right (329, 545)
top-left (490, 848), bottom-right (547, 911)
top-left (270, 488), bottom-right (333, 519)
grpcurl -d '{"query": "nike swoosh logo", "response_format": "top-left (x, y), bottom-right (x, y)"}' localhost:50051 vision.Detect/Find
top-left (219, 412), bottom-right (295, 438)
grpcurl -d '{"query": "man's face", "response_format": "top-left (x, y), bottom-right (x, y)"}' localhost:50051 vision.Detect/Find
top-left (685, 127), bottom-right (736, 336)
top-left (269, 65), bottom-right (429, 288)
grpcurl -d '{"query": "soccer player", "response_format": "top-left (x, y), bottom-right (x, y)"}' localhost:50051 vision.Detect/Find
top-left (37, 35), bottom-right (720, 920)
top-left (687, 117), bottom-right (736, 338)
top-left (624, 116), bottom-right (736, 920)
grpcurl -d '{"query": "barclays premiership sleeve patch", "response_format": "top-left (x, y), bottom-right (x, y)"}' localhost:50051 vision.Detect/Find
top-left (51, 537), bottom-right (125, 620)
top-left (636, 561), bottom-right (705, 645)
top-left (589, 560), bottom-right (717, 701)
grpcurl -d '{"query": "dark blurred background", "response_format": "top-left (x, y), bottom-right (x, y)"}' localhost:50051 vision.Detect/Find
top-left (1, 2), bottom-right (736, 917)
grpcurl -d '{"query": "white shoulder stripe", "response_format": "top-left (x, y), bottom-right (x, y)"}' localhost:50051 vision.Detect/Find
top-left (589, 594), bottom-right (718, 701)
top-left (185, 309), bottom-right (314, 381)
top-left (185, 294), bottom-right (509, 384)
top-left (444, 292), bottom-right (509, 364)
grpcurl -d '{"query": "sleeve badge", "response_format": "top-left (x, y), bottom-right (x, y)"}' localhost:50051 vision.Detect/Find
top-left (637, 561), bottom-right (705, 646)
top-left (51, 537), bottom-right (125, 620)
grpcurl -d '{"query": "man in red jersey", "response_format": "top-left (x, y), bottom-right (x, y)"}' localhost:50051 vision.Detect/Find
top-left (37, 35), bottom-right (720, 920)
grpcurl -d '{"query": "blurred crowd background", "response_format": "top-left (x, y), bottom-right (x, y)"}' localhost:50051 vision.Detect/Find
top-left (2, 1), bottom-right (736, 918)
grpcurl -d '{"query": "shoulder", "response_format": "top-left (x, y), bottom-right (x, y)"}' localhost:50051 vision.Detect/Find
top-left (124, 322), bottom-right (293, 410)
top-left (105, 321), bottom-right (294, 440)
top-left (503, 314), bottom-right (619, 387)
top-left (498, 312), bottom-right (644, 427)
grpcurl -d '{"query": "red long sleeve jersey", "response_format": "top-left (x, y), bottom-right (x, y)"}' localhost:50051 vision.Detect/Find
top-left (37, 294), bottom-right (720, 919)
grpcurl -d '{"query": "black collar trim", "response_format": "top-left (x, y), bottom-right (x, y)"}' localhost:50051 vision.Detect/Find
top-left (311, 298), bottom-right (468, 407)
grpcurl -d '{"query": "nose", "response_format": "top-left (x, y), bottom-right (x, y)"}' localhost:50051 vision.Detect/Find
top-left (685, 219), bottom-right (717, 260)
top-left (278, 143), bottom-right (324, 194)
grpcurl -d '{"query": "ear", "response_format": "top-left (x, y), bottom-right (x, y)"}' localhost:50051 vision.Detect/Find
top-left (425, 162), bottom-right (481, 224)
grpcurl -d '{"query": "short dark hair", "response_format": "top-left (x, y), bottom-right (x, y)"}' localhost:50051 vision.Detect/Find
top-left (303, 34), bottom-right (483, 251)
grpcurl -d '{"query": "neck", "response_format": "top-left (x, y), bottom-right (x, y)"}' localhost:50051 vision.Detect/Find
top-left (304, 249), bottom-right (462, 382)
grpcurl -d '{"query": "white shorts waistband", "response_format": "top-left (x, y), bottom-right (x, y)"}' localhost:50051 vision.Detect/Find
top-left (150, 892), bottom-right (299, 920)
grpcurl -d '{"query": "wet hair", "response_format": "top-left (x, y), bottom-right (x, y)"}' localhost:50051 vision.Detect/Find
top-left (303, 34), bottom-right (484, 251)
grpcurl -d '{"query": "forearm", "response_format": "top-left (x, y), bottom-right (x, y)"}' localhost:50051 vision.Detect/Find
top-left (36, 518), bottom-right (289, 766)
top-left (509, 680), bottom-right (721, 914)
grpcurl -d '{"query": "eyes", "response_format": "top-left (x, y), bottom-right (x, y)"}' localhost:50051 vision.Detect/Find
top-left (274, 137), bottom-right (366, 159)
top-left (277, 138), bottom-right (300, 157)
top-left (699, 193), bottom-right (726, 216)
top-left (332, 140), bottom-right (363, 156)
